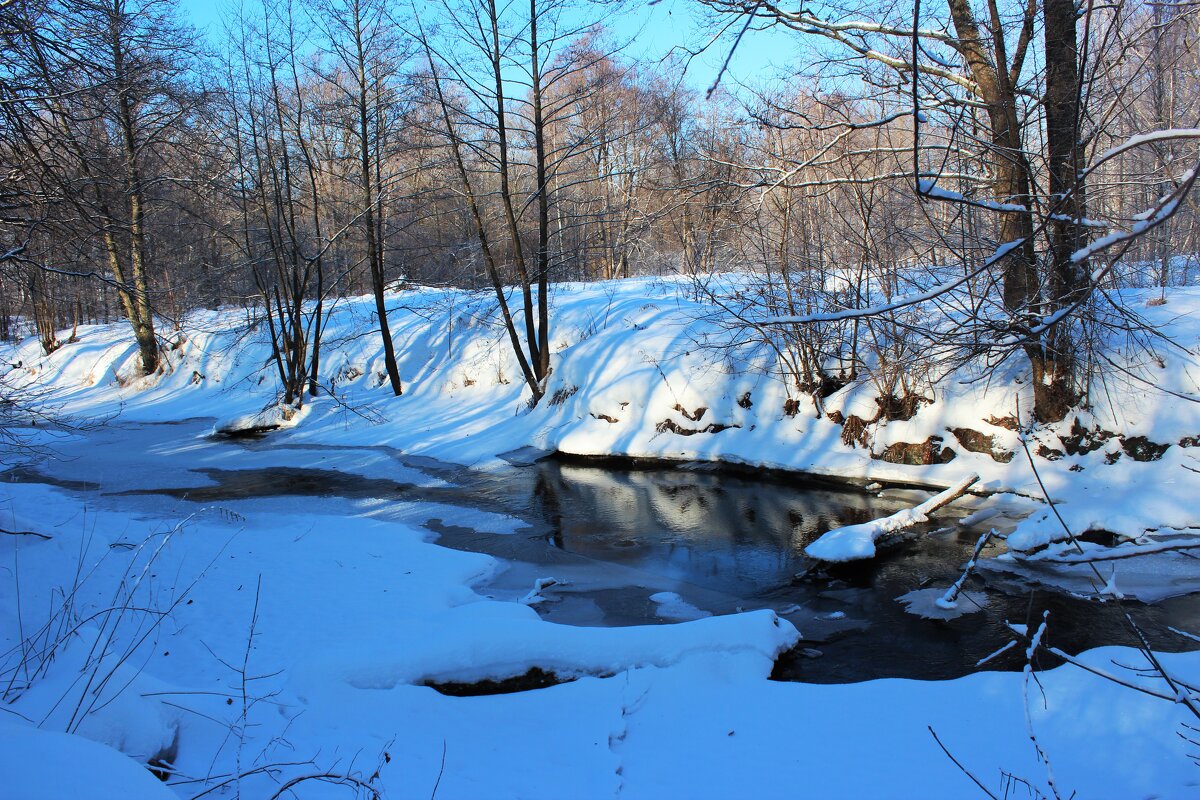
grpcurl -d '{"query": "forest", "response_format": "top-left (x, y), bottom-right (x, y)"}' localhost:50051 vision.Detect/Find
top-left (3, 0), bottom-right (1198, 418)
top-left (3, 1), bottom-right (1200, 798)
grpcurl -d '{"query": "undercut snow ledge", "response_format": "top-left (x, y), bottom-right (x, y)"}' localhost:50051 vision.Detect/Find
top-left (805, 474), bottom-right (980, 562)
top-left (328, 608), bottom-right (799, 689)
top-left (213, 401), bottom-right (308, 436)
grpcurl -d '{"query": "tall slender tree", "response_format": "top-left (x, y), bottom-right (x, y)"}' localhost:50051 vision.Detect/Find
top-left (1, 0), bottom-right (203, 375)
top-left (321, 0), bottom-right (408, 396)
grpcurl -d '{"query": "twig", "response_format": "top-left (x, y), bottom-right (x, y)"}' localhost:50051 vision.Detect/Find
top-left (431, 739), bottom-right (447, 799)
top-left (267, 773), bottom-right (382, 800)
top-left (183, 762), bottom-right (311, 799)
top-left (937, 528), bottom-right (995, 608)
top-left (0, 527), bottom-right (50, 540)
top-left (1021, 612), bottom-right (1064, 800)
top-left (928, 725), bottom-right (1000, 800)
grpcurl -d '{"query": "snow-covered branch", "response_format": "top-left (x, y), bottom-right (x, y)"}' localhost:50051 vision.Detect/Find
top-left (761, 241), bottom-right (1023, 325)
top-left (805, 475), bottom-right (979, 562)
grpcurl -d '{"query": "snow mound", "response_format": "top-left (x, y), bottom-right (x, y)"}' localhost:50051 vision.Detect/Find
top-left (9, 628), bottom-right (179, 764)
top-left (213, 401), bottom-right (308, 436)
top-left (328, 607), bottom-right (798, 688)
top-left (0, 720), bottom-right (175, 800)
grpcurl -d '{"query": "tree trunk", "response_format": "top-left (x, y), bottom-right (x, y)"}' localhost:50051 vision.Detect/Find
top-left (1036, 0), bottom-right (1088, 422)
top-left (423, 39), bottom-right (541, 399)
top-left (947, 0), bottom-right (1069, 422)
top-left (354, 2), bottom-right (402, 397)
top-left (110, 2), bottom-right (159, 375)
top-left (529, 0), bottom-right (551, 385)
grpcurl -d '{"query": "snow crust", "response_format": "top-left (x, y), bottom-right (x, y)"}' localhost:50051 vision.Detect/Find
top-left (898, 587), bottom-right (988, 620)
top-left (650, 591), bottom-right (714, 621)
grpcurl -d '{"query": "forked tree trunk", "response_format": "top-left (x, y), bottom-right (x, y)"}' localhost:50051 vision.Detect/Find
top-left (947, 0), bottom-right (1077, 423)
top-left (1036, 0), bottom-right (1089, 422)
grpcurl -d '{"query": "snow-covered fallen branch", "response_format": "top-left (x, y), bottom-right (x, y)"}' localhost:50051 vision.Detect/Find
top-left (1017, 537), bottom-right (1200, 564)
top-left (936, 528), bottom-right (995, 609)
top-left (804, 474), bottom-right (980, 562)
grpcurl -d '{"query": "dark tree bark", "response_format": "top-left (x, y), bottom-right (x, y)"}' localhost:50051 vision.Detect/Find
top-left (1036, 0), bottom-right (1089, 421)
top-left (348, 0), bottom-right (403, 397)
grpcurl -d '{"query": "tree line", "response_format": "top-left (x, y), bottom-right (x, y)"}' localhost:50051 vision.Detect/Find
top-left (2, 0), bottom-right (1198, 422)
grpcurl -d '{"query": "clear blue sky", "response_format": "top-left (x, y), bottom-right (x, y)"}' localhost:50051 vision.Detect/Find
top-left (176, 0), bottom-right (802, 95)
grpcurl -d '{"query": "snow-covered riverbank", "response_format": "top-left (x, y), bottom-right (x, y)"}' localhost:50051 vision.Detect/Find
top-left (10, 278), bottom-right (1200, 540)
top-left (3, 277), bottom-right (1200, 797)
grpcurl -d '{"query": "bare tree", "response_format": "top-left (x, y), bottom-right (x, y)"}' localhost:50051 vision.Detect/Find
top-left (419, 0), bottom-right (623, 403)
top-left (0, 0), bottom-right (204, 375)
top-left (223, 0), bottom-right (331, 406)
top-left (318, 0), bottom-right (412, 396)
top-left (696, 0), bottom-right (1197, 423)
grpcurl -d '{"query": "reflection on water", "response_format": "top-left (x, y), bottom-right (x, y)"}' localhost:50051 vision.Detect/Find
top-left (521, 460), bottom-right (1200, 683)
top-left (530, 462), bottom-right (897, 597)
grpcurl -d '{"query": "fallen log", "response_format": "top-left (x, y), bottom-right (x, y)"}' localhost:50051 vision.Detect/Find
top-left (805, 474), bottom-right (980, 563)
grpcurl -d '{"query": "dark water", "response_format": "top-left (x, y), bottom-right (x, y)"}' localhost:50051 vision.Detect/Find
top-left (508, 460), bottom-right (1200, 682)
top-left (9, 420), bottom-right (1200, 684)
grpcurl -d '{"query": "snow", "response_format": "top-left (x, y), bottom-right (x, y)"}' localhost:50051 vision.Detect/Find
top-left (805, 475), bottom-right (979, 562)
top-left (917, 179), bottom-right (1029, 212)
top-left (898, 587), bottom-right (988, 620)
top-left (4, 466), bottom-right (1200, 799)
top-left (0, 719), bottom-right (175, 800)
top-left (520, 576), bottom-right (567, 605)
top-left (2, 277), bottom-right (1200, 797)
top-left (323, 607), bottom-right (795, 689)
top-left (7, 278), bottom-right (1198, 523)
top-left (982, 549), bottom-right (1200, 602)
top-left (649, 591), bottom-right (713, 621)
top-left (212, 400), bottom-right (309, 435)
top-left (1089, 128), bottom-right (1200, 174)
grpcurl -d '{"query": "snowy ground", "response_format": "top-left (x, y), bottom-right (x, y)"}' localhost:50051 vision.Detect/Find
top-left (2, 278), bottom-right (1200, 797)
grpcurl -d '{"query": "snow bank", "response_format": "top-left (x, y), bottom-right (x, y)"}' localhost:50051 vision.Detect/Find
top-left (0, 720), bottom-right (175, 800)
top-left (329, 607), bottom-right (793, 689)
top-left (6, 280), bottom-right (1194, 498)
top-left (6, 278), bottom-right (1199, 589)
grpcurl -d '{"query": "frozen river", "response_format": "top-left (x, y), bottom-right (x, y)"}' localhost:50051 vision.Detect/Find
top-left (10, 416), bottom-right (1200, 683)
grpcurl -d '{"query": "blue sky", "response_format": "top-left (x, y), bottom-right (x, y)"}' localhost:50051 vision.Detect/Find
top-left (176, 0), bottom-right (801, 94)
